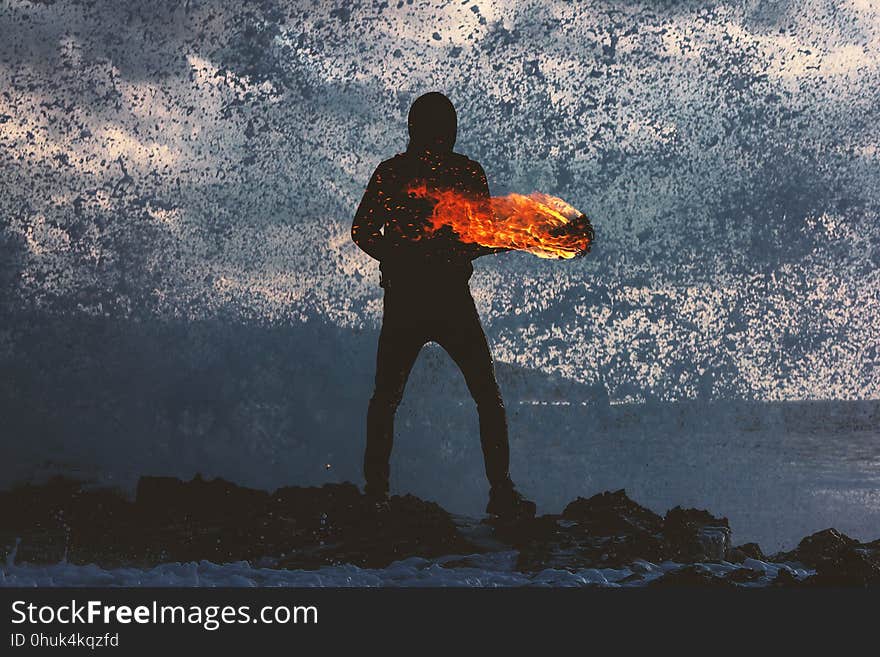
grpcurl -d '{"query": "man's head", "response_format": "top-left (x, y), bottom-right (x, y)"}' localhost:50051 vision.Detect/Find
top-left (408, 92), bottom-right (457, 152)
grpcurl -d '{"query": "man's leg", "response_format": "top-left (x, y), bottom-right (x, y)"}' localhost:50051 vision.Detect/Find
top-left (364, 294), bottom-right (423, 498)
top-left (434, 293), bottom-right (511, 488)
top-left (436, 290), bottom-right (535, 518)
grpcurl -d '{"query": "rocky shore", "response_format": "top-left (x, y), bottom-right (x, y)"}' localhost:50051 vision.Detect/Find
top-left (2, 476), bottom-right (878, 587)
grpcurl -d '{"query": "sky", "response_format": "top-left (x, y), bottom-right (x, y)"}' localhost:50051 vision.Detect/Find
top-left (1, 0), bottom-right (878, 402)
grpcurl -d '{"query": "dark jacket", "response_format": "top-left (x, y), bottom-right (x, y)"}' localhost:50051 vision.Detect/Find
top-left (351, 148), bottom-right (498, 288)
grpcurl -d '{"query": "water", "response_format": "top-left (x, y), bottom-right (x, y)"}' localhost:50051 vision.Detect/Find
top-left (392, 398), bottom-right (880, 553)
top-left (0, 553), bottom-right (812, 588)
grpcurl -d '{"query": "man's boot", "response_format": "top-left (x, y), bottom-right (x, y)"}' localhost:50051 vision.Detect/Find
top-left (486, 480), bottom-right (536, 520)
top-left (364, 482), bottom-right (390, 512)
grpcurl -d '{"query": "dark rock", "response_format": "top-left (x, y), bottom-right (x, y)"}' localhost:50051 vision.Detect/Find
top-left (770, 568), bottom-right (803, 587)
top-left (504, 490), bottom-right (667, 572)
top-left (663, 506), bottom-right (731, 562)
top-left (727, 542), bottom-right (765, 564)
top-left (274, 491), bottom-right (476, 569)
top-left (773, 528), bottom-right (880, 588)
top-left (562, 489), bottom-right (663, 535)
top-left (727, 567), bottom-right (765, 584)
top-left (649, 565), bottom-right (735, 588)
top-left (0, 477), bottom-right (125, 565)
top-left (2, 478), bottom-right (877, 587)
top-left (774, 528), bottom-right (858, 566)
top-left (490, 492), bottom-right (734, 572)
top-left (2, 476), bottom-right (479, 570)
top-left (136, 474), bottom-right (271, 519)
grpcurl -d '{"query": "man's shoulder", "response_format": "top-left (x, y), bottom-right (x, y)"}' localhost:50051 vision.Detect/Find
top-left (451, 152), bottom-right (486, 178)
top-left (367, 153), bottom-right (406, 181)
top-left (377, 152), bottom-right (409, 169)
top-left (375, 151), bottom-right (485, 179)
top-left (450, 151), bottom-right (482, 166)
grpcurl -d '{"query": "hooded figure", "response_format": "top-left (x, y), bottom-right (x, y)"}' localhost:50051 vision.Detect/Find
top-left (408, 90), bottom-right (457, 151)
top-left (351, 92), bottom-right (535, 519)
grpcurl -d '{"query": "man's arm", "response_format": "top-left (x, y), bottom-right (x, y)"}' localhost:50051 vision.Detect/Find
top-left (466, 161), bottom-right (512, 259)
top-left (351, 165), bottom-right (389, 262)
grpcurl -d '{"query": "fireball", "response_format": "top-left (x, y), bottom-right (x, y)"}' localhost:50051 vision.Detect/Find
top-left (407, 186), bottom-right (594, 259)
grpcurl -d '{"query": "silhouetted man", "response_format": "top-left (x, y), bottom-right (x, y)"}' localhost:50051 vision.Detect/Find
top-left (352, 92), bottom-right (536, 519)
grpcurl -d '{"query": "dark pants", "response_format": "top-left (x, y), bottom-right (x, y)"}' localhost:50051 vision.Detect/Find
top-left (364, 281), bottom-right (510, 495)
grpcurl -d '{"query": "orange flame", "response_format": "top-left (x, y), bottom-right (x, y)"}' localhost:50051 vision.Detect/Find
top-left (408, 185), bottom-right (594, 259)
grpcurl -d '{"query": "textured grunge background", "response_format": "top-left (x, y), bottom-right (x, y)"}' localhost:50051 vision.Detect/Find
top-left (1, 1), bottom-right (877, 547)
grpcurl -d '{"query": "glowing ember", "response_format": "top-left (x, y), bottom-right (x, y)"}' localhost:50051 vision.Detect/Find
top-left (408, 185), bottom-right (594, 259)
